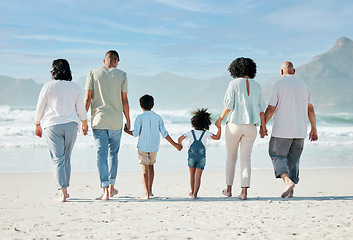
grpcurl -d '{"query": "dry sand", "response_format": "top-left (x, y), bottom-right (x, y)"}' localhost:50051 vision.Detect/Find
top-left (0, 168), bottom-right (352, 239)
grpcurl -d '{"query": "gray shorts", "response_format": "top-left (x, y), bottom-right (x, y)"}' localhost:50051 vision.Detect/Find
top-left (269, 137), bottom-right (304, 184)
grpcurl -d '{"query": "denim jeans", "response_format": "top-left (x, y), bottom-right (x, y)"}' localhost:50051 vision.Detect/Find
top-left (93, 129), bottom-right (122, 188)
top-left (44, 122), bottom-right (78, 189)
top-left (269, 137), bottom-right (304, 184)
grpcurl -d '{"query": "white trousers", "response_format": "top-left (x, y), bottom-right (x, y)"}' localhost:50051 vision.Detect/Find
top-left (225, 123), bottom-right (257, 187)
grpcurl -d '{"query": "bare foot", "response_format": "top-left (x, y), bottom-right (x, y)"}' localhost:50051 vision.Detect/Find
top-left (222, 189), bottom-right (232, 197)
top-left (192, 196), bottom-right (199, 200)
top-left (141, 194), bottom-right (150, 200)
top-left (281, 182), bottom-right (295, 198)
top-left (56, 196), bottom-right (67, 202)
top-left (287, 189), bottom-right (294, 198)
top-left (237, 194), bottom-right (247, 200)
top-left (110, 188), bottom-right (118, 197)
top-left (95, 194), bottom-right (109, 201)
top-left (60, 193), bottom-right (70, 199)
top-left (189, 192), bottom-right (193, 196)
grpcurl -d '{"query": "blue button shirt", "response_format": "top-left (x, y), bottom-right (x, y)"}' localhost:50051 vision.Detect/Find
top-left (132, 111), bottom-right (169, 152)
top-left (223, 78), bottom-right (266, 126)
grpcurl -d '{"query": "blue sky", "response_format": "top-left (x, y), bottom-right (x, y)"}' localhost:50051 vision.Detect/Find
top-left (1, 0), bottom-right (352, 83)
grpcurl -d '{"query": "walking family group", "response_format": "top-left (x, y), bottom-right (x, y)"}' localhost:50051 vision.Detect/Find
top-left (35, 50), bottom-right (318, 202)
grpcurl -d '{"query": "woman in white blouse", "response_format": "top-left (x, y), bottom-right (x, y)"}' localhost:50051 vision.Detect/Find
top-left (215, 57), bottom-right (267, 200)
top-left (35, 59), bottom-right (88, 202)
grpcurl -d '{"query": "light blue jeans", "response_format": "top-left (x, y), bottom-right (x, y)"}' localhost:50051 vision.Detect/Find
top-left (93, 129), bottom-right (122, 188)
top-left (44, 122), bottom-right (78, 189)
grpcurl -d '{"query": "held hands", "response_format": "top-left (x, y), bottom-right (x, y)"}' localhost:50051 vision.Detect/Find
top-left (259, 126), bottom-right (268, 138)
top-left (81, 123), bottom-right (89, 136)
top-left (125, 121), bottom-right (131, 131)
top-left (175, 143), bottom-right (183, 151)
top-left (123, 123), bottom-right (129, 133)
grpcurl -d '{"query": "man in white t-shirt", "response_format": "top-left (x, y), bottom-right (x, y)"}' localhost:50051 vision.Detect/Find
top-left (262, 61), bottom-right (318, 198)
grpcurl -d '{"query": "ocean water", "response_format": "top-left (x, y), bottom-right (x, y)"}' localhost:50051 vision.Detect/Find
top-left (0, 105), bottom-right (353, 172)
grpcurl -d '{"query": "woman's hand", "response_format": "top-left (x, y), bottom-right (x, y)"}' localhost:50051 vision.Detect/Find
top-left (81, 120), bottom-right (89, 135)
top-left (35, 125), bottom-right (42, 138)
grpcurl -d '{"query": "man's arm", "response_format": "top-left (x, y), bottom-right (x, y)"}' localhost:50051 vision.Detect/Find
top-left (264, 105), bottom-right (276, 125)
top-left (84, 90), bottom-right (92, 112)
top-left (308, 103), bottom-right (318, 141)
top-left (121, 92), bottom-right (131, 130)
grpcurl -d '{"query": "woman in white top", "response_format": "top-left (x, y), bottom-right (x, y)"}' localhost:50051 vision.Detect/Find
top-left (215, 57), bottom-right (267, 200)
top-left (35, 59), bottom-right (88, 202)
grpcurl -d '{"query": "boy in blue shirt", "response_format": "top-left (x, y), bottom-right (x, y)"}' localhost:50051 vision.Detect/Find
top-left (124, 94), bottom-right (182, 199)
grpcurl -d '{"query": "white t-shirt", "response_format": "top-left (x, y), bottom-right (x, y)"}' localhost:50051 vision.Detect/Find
top-left (35, 80), bottom-right (87, 129)
top-left (268, 75), bottom-right (312, 138)
top-left (183, 130), bottom-right (213, 150)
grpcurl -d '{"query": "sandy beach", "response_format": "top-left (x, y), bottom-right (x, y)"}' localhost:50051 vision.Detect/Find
top-left (0, 168), bottom-right (352, 239)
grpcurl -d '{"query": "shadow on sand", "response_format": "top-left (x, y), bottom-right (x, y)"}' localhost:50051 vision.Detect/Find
top-left (66, 195), bottom-right (353, 203)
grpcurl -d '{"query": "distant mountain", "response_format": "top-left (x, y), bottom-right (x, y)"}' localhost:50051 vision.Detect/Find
top-left (260, 36), bottom-right (353, 113)
top-left (295, 36), bottom-right (353, 113)
top-left (77, 72), bottom-right (232, 111)
top-left (1, 37), bottom-right (353, 113)
top-left (0, 75), bottom-right (43, 108)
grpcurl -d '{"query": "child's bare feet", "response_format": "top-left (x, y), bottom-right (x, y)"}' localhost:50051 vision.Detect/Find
top-left (189, 192), bottom-right (193, 197)
top-left (222, 189), bottom-right (232, 197)
top-left (281, 182), bottom-right (295, 198)
top-left (237, 194), bottom-right (247, 200)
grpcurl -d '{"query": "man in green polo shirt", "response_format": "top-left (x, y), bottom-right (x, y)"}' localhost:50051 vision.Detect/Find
top-left (84, 50), bottom-right (130, 201)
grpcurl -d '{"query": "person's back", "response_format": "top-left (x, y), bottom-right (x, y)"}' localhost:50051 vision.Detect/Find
top-left (263, 61), bottom-right (318, 198)
top-left (188, 130), bottom-right (206, 161)
top-left (225, 77), bottom-right (265, 125)
top-left (39, 80), bottom-right (86, 128)
top-left (134, 110), bottom-right (168, 152)
top-left (269, 72), bottom-right (311, 138)
top-left (124, 94), bottom-right (180, 199)
top-left (84, 50), bottom-right (130, 201)
top-left (87, 67), bottom-right (127, 130)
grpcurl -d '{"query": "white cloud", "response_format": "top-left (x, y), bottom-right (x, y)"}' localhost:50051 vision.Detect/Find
top-left (154, 0), bottom-right (209, 12)
top-left (95, 18), bottom-right (176, 36)
top-left (14, 35), bottom-right (125, 46)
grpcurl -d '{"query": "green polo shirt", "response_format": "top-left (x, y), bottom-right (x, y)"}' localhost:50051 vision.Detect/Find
top-left (85, 67), bottom-right (128, 130)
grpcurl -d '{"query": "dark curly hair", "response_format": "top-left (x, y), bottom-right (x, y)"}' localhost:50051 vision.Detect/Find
top-left (191, 108), bottom-right (211, 131)
top-left (228, 57), bottom-right (257, 79)
top-left (51, 59), bottom-right (72, 81)
top-left (139, 94), bottom-right (154, 110)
